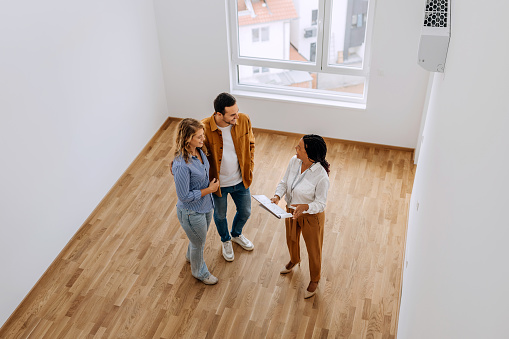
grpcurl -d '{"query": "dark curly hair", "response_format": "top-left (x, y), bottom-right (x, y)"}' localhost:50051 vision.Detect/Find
top-left (303, 134), bottom-right (330, 175)
top-left (213, 92), bottom-right (236, 114)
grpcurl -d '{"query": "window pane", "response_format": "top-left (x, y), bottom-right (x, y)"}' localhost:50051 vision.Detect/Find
top-left (312, 9), bottom-right (318, 25)
top-left (238, 65), bottom-right (365, 97)
top-left (252, 28), bottom-right (259, 42)
top-left (261, 26), bottom-right (270, 41)
top-left (237, 0), bottom-right (316, 63)
top-left (329, 0), bottom-right (369, 68)
top-left (310, 42), bottom-right (316, 62)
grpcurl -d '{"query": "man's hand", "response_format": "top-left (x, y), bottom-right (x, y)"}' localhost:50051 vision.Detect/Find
top-left (290, 204), bottom-right (309, 219)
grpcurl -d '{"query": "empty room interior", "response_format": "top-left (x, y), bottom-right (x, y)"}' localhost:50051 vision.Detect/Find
top-left (0, 0), bottom-right (508, 338)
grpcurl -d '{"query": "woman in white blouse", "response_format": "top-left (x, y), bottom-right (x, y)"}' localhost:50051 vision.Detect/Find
top-left (270, 134), bottom-right (330, 299)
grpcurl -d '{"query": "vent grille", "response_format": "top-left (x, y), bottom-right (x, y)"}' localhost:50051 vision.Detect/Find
top-left (424, 0), bottom-right (448, 27)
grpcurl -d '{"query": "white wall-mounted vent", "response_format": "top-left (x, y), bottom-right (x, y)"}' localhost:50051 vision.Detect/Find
top-left (418, 0), bottom-right (451, 72)
top-left (423, 0), bottom-right (448, 27)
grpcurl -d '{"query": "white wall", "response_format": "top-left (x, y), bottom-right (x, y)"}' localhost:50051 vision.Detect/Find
top-left (238, 21), bottom-right (286, 79)
top-left (154, 0), bottom-right (429, 148)
top-left (239, 22), bottom-right (285, 59)
top-left (290, 0), bottom-right (302, 50)
top-left (0, 0), bottom-right (168, 327)
top-left (331, 0), bottom-right (347, 60)
top-left (398, 1), bottom-right (509, 338)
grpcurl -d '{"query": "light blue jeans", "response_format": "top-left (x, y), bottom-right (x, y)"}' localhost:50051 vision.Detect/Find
top-left (177, 207), bottom-right (213, 281)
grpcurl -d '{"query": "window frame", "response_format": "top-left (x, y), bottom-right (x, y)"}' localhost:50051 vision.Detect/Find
top-left (226, 0), bottom-right (377, 105)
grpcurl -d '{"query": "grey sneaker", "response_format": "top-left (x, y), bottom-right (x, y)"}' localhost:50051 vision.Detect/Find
top-left (232, 234), bottom-right (254, 251)
top-left (222, 240), bottom-right (234, 261)
top-left (202, 274), bottom-right (218, 285)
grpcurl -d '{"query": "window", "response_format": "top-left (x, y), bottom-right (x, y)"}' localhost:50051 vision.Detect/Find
top-left (312, 9), bottom-right (318, 25)
top-left (310, 42), bottom-right (316, 62)
top-left (228, 0), bottom-right (375, 105)
top-left (304, 27), bottom-right (317, 38)
top-left (251, 28), bottom-right (259, 42)
top-left (251, 26), bottom-right (270, 42)
top-left (261, 26), bottom-right (269, 41)
top-left (252, 66), bottom-right (270, 74)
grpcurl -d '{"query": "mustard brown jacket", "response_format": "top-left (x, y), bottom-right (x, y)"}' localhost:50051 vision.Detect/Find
top-left (202, 113), bottom-right (255, 197)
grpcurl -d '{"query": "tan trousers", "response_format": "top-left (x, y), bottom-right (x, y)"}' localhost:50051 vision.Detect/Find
top-left (285, 207), bottom-right (325, 282)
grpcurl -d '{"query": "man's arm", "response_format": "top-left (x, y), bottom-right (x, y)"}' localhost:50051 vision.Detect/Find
top-left (247, 116), bottom-right (255, 166)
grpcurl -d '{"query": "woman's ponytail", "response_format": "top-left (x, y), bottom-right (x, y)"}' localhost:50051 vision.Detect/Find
top-left (303, 134), bottom-right (330, 175)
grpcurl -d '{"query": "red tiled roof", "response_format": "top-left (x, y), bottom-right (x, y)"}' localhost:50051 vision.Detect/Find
top-left (289, 43), bottom-right (307, 62)
top-left (238, 0), bottom-right (247, 11)
top-left (238, 0), bottom-right (298, 26)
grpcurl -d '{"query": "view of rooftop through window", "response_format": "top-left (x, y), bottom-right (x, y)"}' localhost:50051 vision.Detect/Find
top-left (232, 0), bottom-right (370, 101)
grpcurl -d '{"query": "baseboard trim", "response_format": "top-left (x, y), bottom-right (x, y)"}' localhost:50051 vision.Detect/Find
top-left (252, 127), bottom-right (415, 153)
top-left (168, 116), bottom-right (414, 153)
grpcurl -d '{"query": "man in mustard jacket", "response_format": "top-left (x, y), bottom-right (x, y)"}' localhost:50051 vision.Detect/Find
top-left (202, 93), bottom-right (255, 262)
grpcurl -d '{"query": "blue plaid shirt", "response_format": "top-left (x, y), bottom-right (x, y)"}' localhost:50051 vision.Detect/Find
top-left (172, 148), bottom-right (214, 213)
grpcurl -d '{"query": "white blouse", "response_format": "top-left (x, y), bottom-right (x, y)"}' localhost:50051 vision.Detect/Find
top-left (274, 155), bottom-right (330, 215)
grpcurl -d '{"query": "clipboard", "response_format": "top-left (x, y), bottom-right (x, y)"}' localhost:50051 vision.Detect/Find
top-left (252, 194), bottom-right (293, 219)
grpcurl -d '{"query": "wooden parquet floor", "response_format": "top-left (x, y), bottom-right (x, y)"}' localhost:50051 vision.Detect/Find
top-left (0, 118), bottom-right (415, 338)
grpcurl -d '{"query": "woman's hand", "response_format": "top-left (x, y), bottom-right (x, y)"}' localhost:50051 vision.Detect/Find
top-left (208, 178), bottom-right (219, 192)
top-left (201, 178), bottom-right (219, 197)
top-left (290, 204), bottom-right (309, 219)
top-left (270, 195), bottom-right (280, 204)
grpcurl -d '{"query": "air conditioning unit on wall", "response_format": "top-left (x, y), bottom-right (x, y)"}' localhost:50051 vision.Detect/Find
top-left (418, 0), bottom-right (451, 72)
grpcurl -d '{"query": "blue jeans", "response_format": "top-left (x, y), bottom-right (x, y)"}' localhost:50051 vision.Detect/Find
top-left (177, 207), bottom-right (213, 281)
top-left (213, 182), bottom-right (251, 242)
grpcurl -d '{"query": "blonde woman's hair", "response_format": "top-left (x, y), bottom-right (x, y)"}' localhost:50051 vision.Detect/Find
top-left (174, 118), bottom-right (207, 163)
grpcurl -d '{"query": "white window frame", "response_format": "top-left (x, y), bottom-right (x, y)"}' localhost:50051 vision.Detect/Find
top-left (226, 0), bottom-right (377, 106)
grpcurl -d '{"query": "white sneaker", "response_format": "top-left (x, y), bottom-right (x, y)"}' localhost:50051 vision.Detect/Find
top-left (202, 274), bottom-right (218, 285)
top-left (222, 240), bottom-right (234, 261)
top-left (232, 234), bottom-right (254, 251)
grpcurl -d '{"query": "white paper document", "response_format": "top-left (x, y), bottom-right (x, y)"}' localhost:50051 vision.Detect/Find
top-left (252, 194), bottom-right (293, 219)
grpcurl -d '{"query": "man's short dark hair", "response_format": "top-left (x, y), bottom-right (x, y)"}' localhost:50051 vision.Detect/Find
top-left (214, 92), bottom-right (236, 114)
